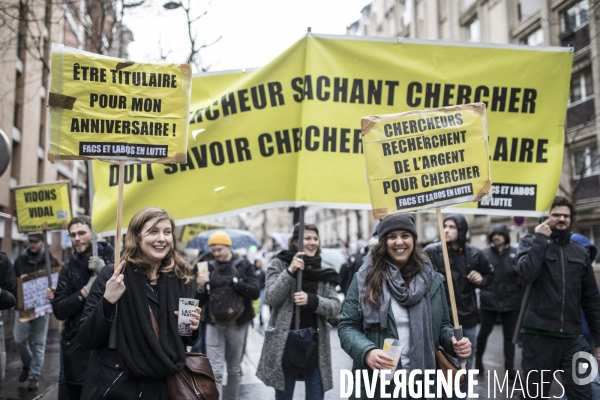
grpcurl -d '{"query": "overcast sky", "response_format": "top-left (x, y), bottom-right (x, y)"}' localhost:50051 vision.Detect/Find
top-left (123, 0), bottom-right (370, 72)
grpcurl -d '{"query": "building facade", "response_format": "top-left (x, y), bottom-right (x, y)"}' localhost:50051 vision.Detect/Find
top-left (346, 0), bottom-right (600, 259)
top-left (0, 0), bottom-right (132, 261)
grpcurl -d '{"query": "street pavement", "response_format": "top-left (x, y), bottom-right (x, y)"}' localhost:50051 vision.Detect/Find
top-left (0, 309), bottom-right (571, 399)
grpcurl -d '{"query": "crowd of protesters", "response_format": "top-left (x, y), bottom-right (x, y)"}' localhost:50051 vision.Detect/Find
top-left (0, 195), bottom-right (599, 399)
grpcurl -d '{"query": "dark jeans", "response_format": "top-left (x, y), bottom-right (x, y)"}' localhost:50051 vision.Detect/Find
top-left (276, 327), bottom-right (323, 400)
top-left (276, 366), bottom-right (324, 400)
top-left (476, 310), bottom-right (519, 371)
top-left (521, 333), bottom-right (592, 400)
top-left (58, 346), bottom-right (70, 400)
top-left (66, 384), bottom-right (82, 400)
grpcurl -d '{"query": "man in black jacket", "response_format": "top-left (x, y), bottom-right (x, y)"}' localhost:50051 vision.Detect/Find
top-left (517, 196), bottom-right (600, 399)
top-left (49, 216), bottom-right (114, 400)
top-left (196, 231), bottom-right (259, 400)
top-left (13, 232), bottom-right (59, 390)
top-left (424, 213), bottom-right (494, 370)
top-left (0, 251), bottom-right (16, 310)
top-left (476, 224), bottom-right (520, 379)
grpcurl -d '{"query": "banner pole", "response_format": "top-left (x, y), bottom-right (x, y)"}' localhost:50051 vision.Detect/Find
top-left (87, 160), bottom-right (98, 258)
top-left (114, 161), bottom-right (125, 266)
top-left (435, 208), bottom-right (465, 368)
top-left (108, 160), bottom-right (125, 349)
top-left (294, 206), bottom-right (305, 331)
top-left (42, 230), bottom-right (52, 288)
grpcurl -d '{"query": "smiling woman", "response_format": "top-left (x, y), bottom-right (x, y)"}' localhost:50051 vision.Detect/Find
top-left (337, 214), bottom-right (473, 399)
top-left (256, 223), bottom-right (341, 400)
top-left (78, 207), bottom-right (201, 400)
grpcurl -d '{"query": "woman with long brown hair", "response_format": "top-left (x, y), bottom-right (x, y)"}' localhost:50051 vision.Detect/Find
top-left (256, 223), bottom-right (341, 400)
top-left (78, 207), bottom-right (201, 399)
top-left (338, 214), bottom-right (471, 399)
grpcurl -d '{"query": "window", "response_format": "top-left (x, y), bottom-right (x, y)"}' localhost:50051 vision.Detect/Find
top-left (573, 145), bottom-right (600, 178)
top-left (562, 0), bottom-right (589, 32)
top-left (517, 0), bottom-right (541, 21)
top-left (402, 0), bottom-right (412, 29)
top-left (467, 19), bottom-right (480, 42)
top-left (570, 70), bottom-right (593, 104)
top-left (463, 0), bottom-right (476, 9)
top-left (521, 28), bottom-right (544, 46)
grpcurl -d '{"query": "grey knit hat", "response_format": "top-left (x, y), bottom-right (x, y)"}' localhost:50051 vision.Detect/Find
top-left (378, 214), bottom-right (418, 240)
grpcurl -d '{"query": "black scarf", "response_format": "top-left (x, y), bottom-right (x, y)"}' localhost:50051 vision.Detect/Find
top-left (117, 263), bottom-right (187, 378)
top-left (276, 250), bottom-right (341, 285)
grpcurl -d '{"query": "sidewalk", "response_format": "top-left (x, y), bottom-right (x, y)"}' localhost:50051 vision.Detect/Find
top-left (0, 312), bottom-right (61, 400)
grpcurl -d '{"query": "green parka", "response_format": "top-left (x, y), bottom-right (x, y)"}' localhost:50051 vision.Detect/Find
top-left (338, 271), bottom-right (456, 399)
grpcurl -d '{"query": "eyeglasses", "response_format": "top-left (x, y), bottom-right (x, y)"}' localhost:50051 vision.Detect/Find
top-left (550, 213), bottom-right (571, 219)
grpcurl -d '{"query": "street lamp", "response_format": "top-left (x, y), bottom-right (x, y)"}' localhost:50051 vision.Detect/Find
top-left (163, 1), bottom-right (181, 10)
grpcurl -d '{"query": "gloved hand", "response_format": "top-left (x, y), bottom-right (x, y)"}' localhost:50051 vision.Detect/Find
top-left (83, 275), bottom-right (97, 295)
top-left (88, 256), bottom-right (105, 275)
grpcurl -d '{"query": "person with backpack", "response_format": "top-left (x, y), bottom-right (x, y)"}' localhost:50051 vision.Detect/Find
top-left (424, 214), bottom-right (494, 370)
top-left (196, 231), bottom-right (260, 400)
top-left (476, 224), bottom-right (520, 379)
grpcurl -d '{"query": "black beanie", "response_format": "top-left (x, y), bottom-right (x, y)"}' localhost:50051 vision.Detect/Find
top-left (378, 214), bottom-right (418, 240)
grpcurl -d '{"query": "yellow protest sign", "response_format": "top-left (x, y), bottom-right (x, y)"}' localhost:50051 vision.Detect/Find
top-left (362, 103), bottom-right (492, 218)
top-left (90, 34), bottom-right (572, 235)
top-left (48, 45), bottom-right (191, 164)
top-left (14, 182), bottom-right (72, 233)
top-left (180, 223), bottom-right (222, 243)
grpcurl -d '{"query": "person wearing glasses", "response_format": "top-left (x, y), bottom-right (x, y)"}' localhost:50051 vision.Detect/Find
top-left (517, 196), bottom-right (600, 400)
top-left (13, 232), bottom-right (58, 390)
top-left (49, 216), bottom-right (114, 399)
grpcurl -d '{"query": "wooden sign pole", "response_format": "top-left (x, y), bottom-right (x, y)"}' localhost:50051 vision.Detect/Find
top-left (108, 160), bottom-right (125, 349)
top-left (42, 230), bottom-right (52, 287)
top-left (435, 208), bottom-right (465, 368)
top-left (87, 160), bottom-right (98, 258)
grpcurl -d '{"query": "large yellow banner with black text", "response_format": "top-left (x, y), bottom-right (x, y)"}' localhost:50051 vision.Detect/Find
top-left (91, 35), bottom-right (572, 234)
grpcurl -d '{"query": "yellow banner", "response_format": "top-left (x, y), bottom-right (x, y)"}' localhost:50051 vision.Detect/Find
top-left (362, 104), bottom-right (492, 218)
top-left (48, 46), bottom-right (191, 163)
top-left (14, 182), bottom-right (72, 233)
top-left (180, 223), bottom-right (222, 243)
top-left (91, 35), bottom-right (572, 234)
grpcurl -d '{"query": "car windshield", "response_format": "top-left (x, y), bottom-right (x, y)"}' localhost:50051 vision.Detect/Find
top-left (320, 248), bottom-right (348, 273)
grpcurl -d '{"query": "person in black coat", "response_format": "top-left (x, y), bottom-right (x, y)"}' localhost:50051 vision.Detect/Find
top-left (79, 207), bottom-right (200, 400)
top-left (475, 224), bottom-right (520, 379)
top-left (13, 233), bottom-right (59, 390)
top-left (196, 231), bottom-right (260, 400)
top-left (424, 213), bottom-right (494, 370)
top-left (49, 216), bottom-right (114, 400)
top-left (0, 251), bottom-right (16, 310)
top-left (517, 197), bottom-right (600, 400)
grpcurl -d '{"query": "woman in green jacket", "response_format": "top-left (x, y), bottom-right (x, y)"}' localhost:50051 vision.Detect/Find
top-left (338, 214), bottom-right (471, 399)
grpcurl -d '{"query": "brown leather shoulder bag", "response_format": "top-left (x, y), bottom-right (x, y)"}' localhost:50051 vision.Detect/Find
top-left (149, 306), bottom-right (219, 399)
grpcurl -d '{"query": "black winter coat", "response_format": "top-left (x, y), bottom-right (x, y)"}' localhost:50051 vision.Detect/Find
top-left (52, 243), bottom-right (114, 385)
top-left (424, 242), bottom-right (494, 327)
top-left (480, 245), bottom-right (520, 312)
top-left (0, 252), bottom-right (16, 310)
top-left (196, 257), bottom-right (260, 325)
top-left (78, 265), bottom-right (198, 400)
top-left (517, 232), bottom-right (600, 344)
top-left (14, 248), bottom-right (59, 276)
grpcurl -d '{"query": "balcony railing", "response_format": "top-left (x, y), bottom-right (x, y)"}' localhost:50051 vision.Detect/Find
top-left (560, 24), bottom-right (590, 52)
top-left (567, 97), bottom-right (595, 129)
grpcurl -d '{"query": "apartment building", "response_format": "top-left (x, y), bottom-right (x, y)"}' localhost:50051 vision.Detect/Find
top-left (346, 0), bottom-right (600, 254)
top-left (0, 0), bottom-right (131, 260)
